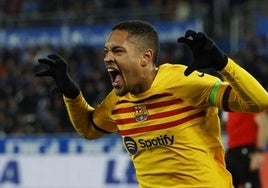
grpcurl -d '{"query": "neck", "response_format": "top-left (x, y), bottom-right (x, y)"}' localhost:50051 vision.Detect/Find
top-left (132, 66), bottom-right (157, 95)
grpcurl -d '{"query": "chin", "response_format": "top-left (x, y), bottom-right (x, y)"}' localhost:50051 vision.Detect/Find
top-left (114, 88), bottom-right (127, 97)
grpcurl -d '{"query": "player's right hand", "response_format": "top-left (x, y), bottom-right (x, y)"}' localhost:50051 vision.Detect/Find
top-left (35, 53), bottom-right (80, 98)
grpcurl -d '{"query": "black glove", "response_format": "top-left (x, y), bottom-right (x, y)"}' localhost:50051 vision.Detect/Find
top-left (35, 53), bottom-right (80, 99)
top-left (177, 30), bottom-right (228, 76)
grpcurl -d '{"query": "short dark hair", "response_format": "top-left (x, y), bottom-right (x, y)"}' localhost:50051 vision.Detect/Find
top-left (112, 20), bottom-right (159, 63)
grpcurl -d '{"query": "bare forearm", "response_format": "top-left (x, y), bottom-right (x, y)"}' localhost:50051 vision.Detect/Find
top-left (255, 112), bottom-right (268, 149)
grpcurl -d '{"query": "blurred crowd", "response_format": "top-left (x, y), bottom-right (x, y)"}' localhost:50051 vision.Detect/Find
top-left (0, 36), bottom-right (267, 136)
top-left (0, 44), bottom-right (109, 135)
top-left (0, 0), bottom-right (267, 136)
top-left (0, 0), bottom-right (209, 27)
top-left (0, 0), bottom-right (201, 19)
top-left (1, 0), bottom-right (194, 14)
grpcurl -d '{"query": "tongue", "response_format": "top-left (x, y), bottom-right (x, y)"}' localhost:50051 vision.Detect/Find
top-left (113, 74), bottom-right (122, 86)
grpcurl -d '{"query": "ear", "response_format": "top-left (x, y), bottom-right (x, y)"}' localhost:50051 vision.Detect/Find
top-left (141, 49), bottom-right (153, 66)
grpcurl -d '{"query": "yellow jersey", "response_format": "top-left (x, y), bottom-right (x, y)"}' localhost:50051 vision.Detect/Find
top-left (64, 58), bottom-right (268, 188)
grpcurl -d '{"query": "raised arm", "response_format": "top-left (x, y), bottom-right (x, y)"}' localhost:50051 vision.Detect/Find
top-left (35, 54), bottom-right (110, 139)
top-left (177, 30), bottom-right (268, 112)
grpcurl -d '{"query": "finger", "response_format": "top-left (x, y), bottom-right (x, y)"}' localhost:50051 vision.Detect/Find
top-left (189, 32), bottom-right (207, 55)
top-left (34, 69), bottom-right (51, 77)
top-left (184, 63), bottom-right (199, 76)
top-left (48, 54), bottom-right (66, 65)
top-left (48, 54), bottom-right (66, 63)
top-left (196, 32), bottom-right (208, 46)
top-left (195, 32), bottom-right (214, 50)
top-left (177, 37), bottom-right (193, 47)
top-left (48, 53), bottom-right (61, 60)
top-left (37, 58), bottom-right (56, 66)
top-left (185, 30), bottom-right (197, 39)
top-left (177, 37), bottom-right (188, 43)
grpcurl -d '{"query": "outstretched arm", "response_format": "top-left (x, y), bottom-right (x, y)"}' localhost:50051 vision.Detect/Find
top-left (35, 54), bottom-right (112, 140)
top-left (64, 93), bottom-right (112, 139)
top-left (177, 30), bottom-right (268, 112)
top-left (219, 58), bottom-right (268, 112)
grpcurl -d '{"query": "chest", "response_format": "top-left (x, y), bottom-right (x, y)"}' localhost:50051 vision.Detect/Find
top-left (112, 95), bottom-right (204, 137)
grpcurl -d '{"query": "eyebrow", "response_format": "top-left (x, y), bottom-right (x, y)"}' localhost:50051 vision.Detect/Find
top-left (104, 45), bottom-right (121, 49)
top-left (104, 45), bottom-right (124, 50)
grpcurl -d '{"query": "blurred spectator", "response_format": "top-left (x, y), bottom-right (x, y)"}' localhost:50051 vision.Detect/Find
top-left (0, 44), bottom-right (107, 135)
top-left (3, 0), bottom-right (22, 15)
top-left (223, 111), bottom-right (268, 188)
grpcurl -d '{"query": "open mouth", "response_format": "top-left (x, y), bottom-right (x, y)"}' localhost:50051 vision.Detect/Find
top-left (107, 68), bottom-right (122, 87)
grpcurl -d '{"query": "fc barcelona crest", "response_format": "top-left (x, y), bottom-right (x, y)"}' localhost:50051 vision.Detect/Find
top-left (134, 104), bottom-right (148, 123)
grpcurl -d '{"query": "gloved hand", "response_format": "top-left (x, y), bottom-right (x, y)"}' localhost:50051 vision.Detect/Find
top-left (177, 30), bottom-right (228, 76)
top-left (35, 53), bottom-right (80, 99)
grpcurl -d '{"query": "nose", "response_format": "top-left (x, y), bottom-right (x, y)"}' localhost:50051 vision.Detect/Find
top-left (104, 50), bottom-right (115, 63)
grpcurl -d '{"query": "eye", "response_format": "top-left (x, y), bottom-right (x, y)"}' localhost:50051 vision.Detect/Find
top-left (104, 49), bottom-right (108, 55)
top-left (104, 47), bottom-right (125, 56)
top-left (113, 49), bottom-right (124, 54)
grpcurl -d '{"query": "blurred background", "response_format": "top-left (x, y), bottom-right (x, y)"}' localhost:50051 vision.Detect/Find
top-left (0, 0), bottom-right (268, 187)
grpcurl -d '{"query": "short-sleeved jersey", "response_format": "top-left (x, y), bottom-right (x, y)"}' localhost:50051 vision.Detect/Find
top-left (93, 63), bottom-right (233, 188)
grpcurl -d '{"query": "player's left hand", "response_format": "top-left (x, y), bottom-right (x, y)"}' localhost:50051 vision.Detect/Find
top-left (177, 30), bottom-right (228, 76)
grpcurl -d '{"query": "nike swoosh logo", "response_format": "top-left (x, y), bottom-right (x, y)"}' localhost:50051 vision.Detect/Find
top-left (198, 72), bottom-right (205, 77)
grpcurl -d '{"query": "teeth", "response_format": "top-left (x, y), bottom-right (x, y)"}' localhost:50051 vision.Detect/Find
top-left (107, 68), bottom-right (116, 72)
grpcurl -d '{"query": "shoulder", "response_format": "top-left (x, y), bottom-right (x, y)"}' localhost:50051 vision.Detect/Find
top-left (158, 63), bottom-right (187, 72)
top-left (157, 63), bottom-right (220, 82)
top-left (101, 90), bottom-right (119, 107)
top-left (157, 63), bottom-right (186, 80)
